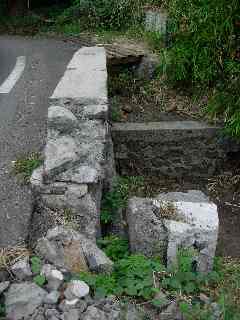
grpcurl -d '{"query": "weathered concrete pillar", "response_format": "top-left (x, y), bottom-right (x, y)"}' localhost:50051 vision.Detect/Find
top-left (144, 7), bottom-right (168, 35)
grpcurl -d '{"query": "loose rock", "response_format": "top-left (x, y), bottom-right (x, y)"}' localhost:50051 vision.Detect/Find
top-left (0, 281), bottom-right (10, 294)
top-left (45, 308), bottom-right (61, 320)
top-left (48, 105), bottom-right (78, 133)
top-left (64, 280), bottom-right (90, 300)
top-left (41, 264), bottom-right (64, 291)
top-left (62, 309), bottom-right (81, 320)
top-left (11, 256), bottom-right (32, 280)
top-left (160, 301), bottom-right (182, 320)
top-left (5, 282), bottom-right (47, 320)
top-left (36, 227), bottom-right (112, 274)
top-left (58, 298), bottom-right (87, 313)
top-left (82, 306), bottom-right (108, 320)
top-left (44, 291), bottom-right (60, 304)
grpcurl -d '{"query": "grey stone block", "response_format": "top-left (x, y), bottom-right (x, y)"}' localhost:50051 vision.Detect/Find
top-left (36, 227), bottom-right (113, 274)
top-left (44, 135), bottom-right (79, 179)
top-left (41, 265), bottom-right (64, 291)
top-left (145, 8), bottom-right (168, 34)
top-left (43, 291), bottom-right (60, 304)
top-left (5, 283), bottom-right (47, 320)
top-left (48, 105), bottom-right (78, 132)
top-left (64, 280), bottom-right (90, 300)
top-left (127, 197), bottom-right (168, 258)
top-left (57, 165), bottom-right (102, 185)
top-left (156, 190), bottom-right (209, 203)
top-left (127, 191), bottom-right (219, 272)
top-left (82, 306), bottom-right (108, 320)
top-left (63, 309), bottom-right (81, 320)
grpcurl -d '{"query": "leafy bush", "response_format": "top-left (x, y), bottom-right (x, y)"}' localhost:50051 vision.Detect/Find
top-left (179, 302), bottom-right (215, 320)
top-left (100, 178), bottom-right (126, 224)
top-left (74, 249), bottom-right (240, 317)
top-left (60, 0), bottom-right (145, 30)
top-left (0, 302), bottom-right (5, 318)
top-left (77, 248), bottom-right (220, 305)
top-left (79, 254), bottom-right (165, 299)
top-left (160, 0), bottom-right (240, 137)
top-left (100, 176), bottom-right (144, 224)
top-left (162, 249), bottom-right (220, 295)
top-left (208, 63), bottom-right (240, 137)
top-left (113, 255), bottom-right (165, 299)
top-left (30, 256), bottom-right (46, 287)
top-left (97, 235), bottom-right (129, 261)
top-left (162, 0), bottom-right (239, 85)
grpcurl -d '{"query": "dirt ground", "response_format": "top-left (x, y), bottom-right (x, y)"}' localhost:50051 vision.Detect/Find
top-left (108, 71), bottom-right (215, 123)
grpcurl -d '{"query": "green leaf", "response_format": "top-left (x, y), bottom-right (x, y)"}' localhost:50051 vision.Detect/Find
top-left (152, 298), bottom-right (169, 308)
top-left (30, 256), bottom-right (42, 274)
top-left (33, 275), bottom-right (46, 287)
top-left (184, 281), bottom-right (197, 294)
top-left (179, 302), bottom-right (190, 314)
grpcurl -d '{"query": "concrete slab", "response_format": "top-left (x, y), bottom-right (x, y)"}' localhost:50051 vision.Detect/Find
top-left (51, 47), bottom-right (108, 106)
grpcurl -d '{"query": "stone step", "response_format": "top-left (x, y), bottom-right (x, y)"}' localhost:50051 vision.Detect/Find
top-left (112, 121), bottom-right (240, 178)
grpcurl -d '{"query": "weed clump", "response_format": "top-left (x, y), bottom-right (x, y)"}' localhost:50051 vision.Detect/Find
top-left (12, 152), bottom-right (42, 183)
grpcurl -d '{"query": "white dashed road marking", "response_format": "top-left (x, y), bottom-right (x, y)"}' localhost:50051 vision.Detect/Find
top-left (0, 56), bottom-right (26, 94)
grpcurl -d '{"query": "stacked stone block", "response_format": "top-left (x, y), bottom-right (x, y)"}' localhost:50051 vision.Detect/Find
top-left (31, 47), bottom-right (114, 242)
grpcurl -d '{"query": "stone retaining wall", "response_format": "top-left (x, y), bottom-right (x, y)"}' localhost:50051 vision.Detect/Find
top-left (112, 121), bottom-right (239, 178)
top-left (30, 47), bottom-right (114, 244)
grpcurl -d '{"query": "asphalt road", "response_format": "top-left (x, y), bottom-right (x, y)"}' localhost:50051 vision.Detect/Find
top-left (0, 36), bottom-right (79, 247)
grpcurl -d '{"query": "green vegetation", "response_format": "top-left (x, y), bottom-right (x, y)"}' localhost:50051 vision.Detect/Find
top-left (97, 235), bottom-right (129, 262)
top-left (212, 257), bottom-right (240, 319)
top-left (0, 303), bottom-right (5, 319)
top-left (30, 256), bottom-right (46, 287)
top-left (33, 274), bottom-right (46, 287)
top-left (160, 0), bottom-right (240, 137)
top-left (77, 253), bottom-right (165, 300)
top-left (30, 256), bottom-right (42, 274)
top-left (13, 152), bottom-right (42, 183)
top-left (100, 176), bottom-right (144, 225)
top-left (59, 0), bottom-right (144, 31)
top-left (74, 236), bottom-right (240, 318)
